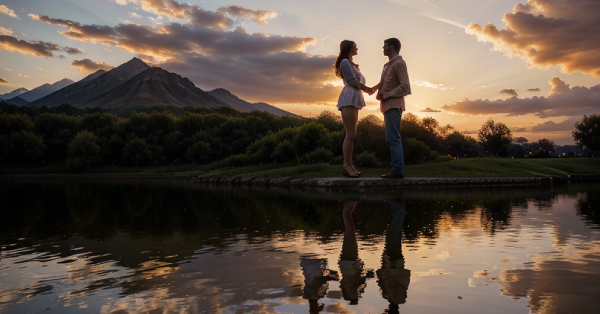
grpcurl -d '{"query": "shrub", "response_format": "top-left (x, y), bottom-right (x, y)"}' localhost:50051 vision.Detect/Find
top-left (272, 140), bottom-right (296, 162)
top-left (355, 151), bottom-right (380, 167)
top-left (301, 147), bottom-right (333, 164)
top-left (403, 138), bottom-right (434, 164)
top-left (433, 155), bottom-right (454, 163)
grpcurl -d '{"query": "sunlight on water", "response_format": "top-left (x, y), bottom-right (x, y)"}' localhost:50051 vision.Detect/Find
top-left (1, 180), bottom-right (599, 313)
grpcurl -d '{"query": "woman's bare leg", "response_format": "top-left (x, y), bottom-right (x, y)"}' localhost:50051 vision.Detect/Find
top-left (341, 107), bottom-right (359, 175)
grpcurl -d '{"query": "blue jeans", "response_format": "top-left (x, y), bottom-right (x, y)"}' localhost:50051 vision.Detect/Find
top-left (384, 108), bottom-right (405, 175)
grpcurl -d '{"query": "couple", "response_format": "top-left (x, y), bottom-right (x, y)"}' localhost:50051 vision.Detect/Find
top-left (335, 38), bottom-right (411, 179)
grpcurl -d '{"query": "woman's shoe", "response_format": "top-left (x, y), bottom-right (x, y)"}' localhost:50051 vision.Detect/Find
top-left (343, 165), bottom-right (359, 177)
top-left (351, 165), bottom-right (362, 176)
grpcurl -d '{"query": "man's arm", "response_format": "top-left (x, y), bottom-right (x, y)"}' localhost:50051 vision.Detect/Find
top-left (382, 62), bottom-right (411, 99)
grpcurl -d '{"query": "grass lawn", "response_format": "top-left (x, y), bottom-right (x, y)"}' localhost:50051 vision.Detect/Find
top-left (2, 158), bottom-right (598, 178)
top-left (207, 158), bottom-right (600, 178)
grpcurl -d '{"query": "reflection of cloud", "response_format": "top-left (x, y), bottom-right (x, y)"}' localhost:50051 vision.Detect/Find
top-left (0, 5), bottom-right (18, 18)
top-left (70, 59), bottom-right (115, 74)
top-left (0, 77), bottom-right (8, 84)
top-left (527, 88), bottom-right (541, 92)
top-left (412, 79), bottom-right (453, 90)
top-left (500, 89), bottom-right (518, 97)
top-left (531, 116), bottom-right (579, 132)
top-left (440, 77), bottom-right (600, 118)
top-left (466, 0), bottom-right (600, 77)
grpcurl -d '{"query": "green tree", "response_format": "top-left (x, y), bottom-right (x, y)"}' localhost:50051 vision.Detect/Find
top-left (443, 131), bottom-right (480, 158)
top-left (67, 130), bottom-right (101, 169)
top-left (186, 141), bottom-right (211, 165)
top-left (478, 118), bottom-right (512, 157)
top-left (530, 138), bottom-right (556, 158)
top-left (0, 130), bottom-right (45, 166)
top-left (122, 137), bottom-right (153, 167)
top-left (315, 110), bottom-right (343, 132)
top-left (0, 112), bottom-right (34, 134)
top-left (573, 114), bottom-right (600, 153)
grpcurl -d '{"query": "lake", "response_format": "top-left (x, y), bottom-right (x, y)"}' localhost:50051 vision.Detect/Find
top-left (1, 179), bottom-right (599, 314)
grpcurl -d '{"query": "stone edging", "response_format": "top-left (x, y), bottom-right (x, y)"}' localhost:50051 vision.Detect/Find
top-left (195, 175), bottom-right (558, 187)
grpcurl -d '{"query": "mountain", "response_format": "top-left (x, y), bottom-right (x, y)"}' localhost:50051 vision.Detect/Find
top-left (4, 96), bottom-right (30, 107)
top-left (207, 88), bottom-right (300, 117)
top-left (0, 88), bottom-right (29, 100)
top-left (85, 67), bottom-right (230, 109)
top-left (16, 79), bottom-right (74, 102)
top-left (30, 58), bottom-right (150, 107)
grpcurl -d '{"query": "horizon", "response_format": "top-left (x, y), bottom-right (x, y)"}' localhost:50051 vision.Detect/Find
top-left (1, 0), bottom-right (600, 145)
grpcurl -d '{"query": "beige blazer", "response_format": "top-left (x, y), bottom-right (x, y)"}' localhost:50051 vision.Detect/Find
top-left (377, 55), bottom-right (411, 113)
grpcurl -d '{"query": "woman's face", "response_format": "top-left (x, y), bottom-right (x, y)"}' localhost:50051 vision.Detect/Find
top-left (351, 44), bottom-right (358, 56)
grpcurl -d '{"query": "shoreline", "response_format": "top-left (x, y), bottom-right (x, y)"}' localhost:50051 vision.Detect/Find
top-left (2, 172), bottom-right (599, 187)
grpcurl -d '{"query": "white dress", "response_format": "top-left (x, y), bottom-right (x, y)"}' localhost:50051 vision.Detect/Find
top-left (337, 59), bottom-right (366, 111)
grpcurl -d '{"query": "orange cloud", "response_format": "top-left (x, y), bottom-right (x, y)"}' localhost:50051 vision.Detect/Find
top-left (466, 0), bottom-right (600, 77)
top-left (0, 77), bottom-right (8, 84)
top-left (0, 25), bottom-right (14, 36)
top-left (0, 34), bottom-right (60, 57)
top-left (440, 77), bottom-right (600, 118)
top-left (217, 5), bottom-right (279, 25)
top-left (70, 59), bottom-right (115, 74)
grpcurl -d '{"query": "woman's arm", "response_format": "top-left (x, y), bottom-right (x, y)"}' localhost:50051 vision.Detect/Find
top-left (340, 59), bottom-right (361, 90)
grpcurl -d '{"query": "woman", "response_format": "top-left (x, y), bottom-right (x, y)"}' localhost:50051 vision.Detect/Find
top-left (335, 40), bottom-right (371, 177)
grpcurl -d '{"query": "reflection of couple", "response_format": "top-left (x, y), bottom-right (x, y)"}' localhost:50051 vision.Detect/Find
top-left (300, 200), bottom-right (410, 312)
top-left (335, 38), bottom-right (411, 179)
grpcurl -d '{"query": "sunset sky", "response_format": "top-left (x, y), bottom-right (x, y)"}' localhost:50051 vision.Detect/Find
top-left (1, 0), bottom-right (599, 145)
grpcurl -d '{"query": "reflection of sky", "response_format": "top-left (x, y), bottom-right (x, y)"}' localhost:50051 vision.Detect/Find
top-left (1, 186), bottom-right (600, 313)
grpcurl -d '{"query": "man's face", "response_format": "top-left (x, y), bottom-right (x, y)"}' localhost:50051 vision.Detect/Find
top-left (383, 42), bottom-right (393, 56)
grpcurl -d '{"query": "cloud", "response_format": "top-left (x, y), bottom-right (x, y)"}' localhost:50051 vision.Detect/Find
top-left (70, 59), bottom-right (115, 74)
top-left (64, 47), bottom-right (85, 54)
top-left (531, 116), bottom-right (580, 132)
top-left (18, 73), bottom-right (30, 78)
top-left (37, 67), bottom-right (48, 72)
top-left (0, 25), bottom-right (14, 36)
top-left (161, 52), bottom-right (338, 103)
top-left (511, 127), bottom-right (527, 132)
top-left (527, 88), bottom-right (541, 92)
top-left (466, 0), bottom-right (600, 78)
top-left (1, 67), bottom-right (12, 72)
top-left (412, 79), bottom-right (454, 90)
top-left (217, 5), bottom-right (279, 25)
top-left (27, 0), bottom-right (331, 104)
top-left (420, 107), bottom-right (442, 113)
top-left (500, 89), bottom-right (518, 97)
top-left (0, 33), bottom-right (84, 58)
top-left (440, 77), bottom-right (600, 118)
top-left (0, 5), bottom-right (18, 18)
top-left (0, 77), bottom-right (8, 84)
top-left (128, 12), bottom-right (142, 18)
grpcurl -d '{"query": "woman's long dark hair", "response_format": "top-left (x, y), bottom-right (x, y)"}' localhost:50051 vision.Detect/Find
top-left (334, 40), bottom-right (358, 78)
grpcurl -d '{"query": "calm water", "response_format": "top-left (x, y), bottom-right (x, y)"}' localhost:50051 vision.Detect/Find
top-left (0, 180), bottom-right (599, 314)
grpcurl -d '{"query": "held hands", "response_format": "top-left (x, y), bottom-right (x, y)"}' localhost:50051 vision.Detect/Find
top-left (365, 86), bottom-right (377, 96)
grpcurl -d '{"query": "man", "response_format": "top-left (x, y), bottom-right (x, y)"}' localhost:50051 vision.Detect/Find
top-left (370, 38), bottom-right (411, 179)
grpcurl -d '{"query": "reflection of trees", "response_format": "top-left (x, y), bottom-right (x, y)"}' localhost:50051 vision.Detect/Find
top-left (480, 198), bottom-right (512, 234)
top-left (576, 190), bottom-right (600, 227)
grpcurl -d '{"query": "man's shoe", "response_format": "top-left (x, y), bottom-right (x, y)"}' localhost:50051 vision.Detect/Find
top-left (381, 172), bottom-right (404, 179)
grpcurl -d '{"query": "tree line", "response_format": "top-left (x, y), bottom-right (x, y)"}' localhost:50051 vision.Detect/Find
top-left (0, 101), bottom-right (597, 170)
